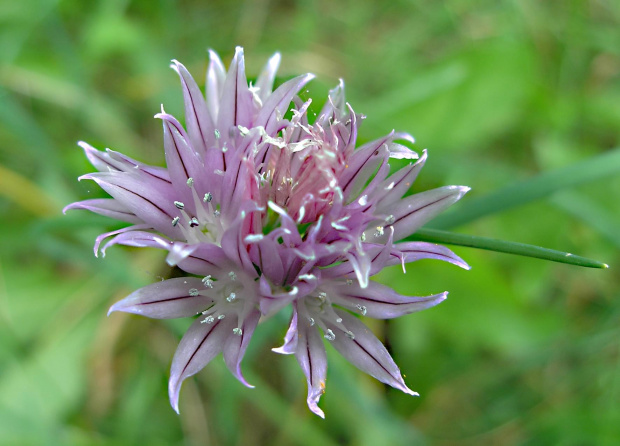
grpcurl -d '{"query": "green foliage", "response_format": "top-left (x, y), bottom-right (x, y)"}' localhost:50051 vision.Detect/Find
top-left (1, 0), bottom-right (618, 444)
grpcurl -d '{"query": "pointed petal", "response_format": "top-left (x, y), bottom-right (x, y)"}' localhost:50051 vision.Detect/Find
top-left (156, 112), bottom-right (205, 202)
top-left (390, 242), bottom-right (470, 270)
top-left (329, 281), bottom-right (447, 319)
top-left (372, 149), bottom-right (427, 210)
top-left (80, 171), bottom-right (181, 238)
top-left (171, 60), bottom-right (214, 156)
top-left (206, 49), bottom-right (226, 119)
top-left (373, 186), bottom-right (470, 242)
top-left (295, 315), bottom-right (327, 418)
top-left (108, 277), bottom-right (214, 319)
top-left (255, 52), bottom-right (281, 101)
top-left (223, 309), bottom-right (260, 388)
top-left (169, 315), bottom-right (234, 413)
top-left (175, 243), bottom-right (229, 276)
top-left (272, 308), bottom-right (298, 355)
top-left (100, 229), bottom-right (170, 256)
top-left (63, 198), bottom-right (142, 224)
top-left (255, 73), bottom-right (315, 134)
top-left (217, 46), bottom-right (254, 133)
top-left (327, 309), bottom-right (417, 395)
top-left (341, 134), bottom-right (391, 200)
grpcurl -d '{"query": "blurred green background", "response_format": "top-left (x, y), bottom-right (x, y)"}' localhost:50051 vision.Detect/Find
top-left (1, 0), bottom-right (619, 445)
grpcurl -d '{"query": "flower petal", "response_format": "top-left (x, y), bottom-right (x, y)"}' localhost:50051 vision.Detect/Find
top-left (255, 73), bottom-right (315, 135)
top-left (255, 52), bottom-right (281, 102)
top-left (206, 49), bottom-right (226, 119)
top-left (295, 312), bottom-right (328, 418)
top-left (328, 280), bottom-right (447, 319)
top-left (223, 309), bottom-right (261, 388)
top-left (326, 309), bottom-right (417, 395)
top-left (372, 185), bottom-right (470, 242)
top-left (63, 198), bottom-right (142, 224)
top-left (175, 243), bottom-right (229, 276)
top-left (169, 315), bottom-right (235, 413)
top-left (171, 60), bottom-right (214, 156)
top-left (272, 309), bottom-right (298, 355)
top-left (217, 46), bottom-right (254, 135)
top-left (390, 242), bottom-right (470, 270)
top-left (80, 171), bottom-right (181, 239)
top-left (372, 149), bottom-right (427, 211)
top-left (108, 277), bottom-right (213, 319)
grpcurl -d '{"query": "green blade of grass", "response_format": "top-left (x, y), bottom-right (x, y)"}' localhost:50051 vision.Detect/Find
top-left (407, 228), bottom-right (609, 269)
top-left (429, 147), bottom-right (620, 229)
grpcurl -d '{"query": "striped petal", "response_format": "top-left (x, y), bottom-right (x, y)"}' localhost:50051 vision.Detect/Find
top-left (108, 277), bottom-right (213, 319)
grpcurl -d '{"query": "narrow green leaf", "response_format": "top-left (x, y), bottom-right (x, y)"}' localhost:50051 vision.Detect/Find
top-left (408, 228), bottom-right (609, 269)
top-left (430, 147), bottom-right (620, 229)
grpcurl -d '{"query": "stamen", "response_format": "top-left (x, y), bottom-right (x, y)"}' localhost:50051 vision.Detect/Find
top-left (386, 215), bottom-right (395, 224)
top-left (189, 217), bottom-right (200, 227)
top-left (356, 304), bottom-right (367, 316)
top-left (361, 232), bottom-right (366, 242)
top-left (308, 317), bottom-right (315, 326)
top-left (346, 279), bottom-right (353, 285)
top-left (374, 226), bottom-right (384, 237)
top-left (189, 288), bottom-right (199, 297)
top-left (324, 329), bottom-right (335, 341)
top-left (201, 315), bottom-right (215, 324)
top-left (345, 330), bottom-right (355, 340)
top-left (317, 291), bottom-right (327, 302)
top-left (203, 192), bottom-right (213, 203)
top-left (202, 275), bottom-right (214, 288)
top-left (174, 201), bottom-right (185, 209)
top-left (226, 292), bottom-right (236, 302)
top-left (214, 129), bottom-right (221, 139)
top-left (186, 177), bottom-right (194, 187)
top-left (214, 210), bottom-right (221, 217)
top-left (217, 314), bottom-right (226, 320)
top-left (228, 271), bottom-right (237, 281)
top-left (336, 317), bottom-right (342, 323)
top-left (172, 216), bottom-right (180, 227)
top-left (232, 327), bottom-right (243, 336)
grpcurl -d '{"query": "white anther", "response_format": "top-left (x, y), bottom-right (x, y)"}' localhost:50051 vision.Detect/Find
top-left (189, 217), bottom-right (200, 227)
top-left (346, 279), bottom-right (353, 285)
top-left (174, 201), bottom-right (185, 209)
top-left (217, 314), bottom-right (226, 320)
top-left (189, 288), bottom-right (199, 297)
top-left (317, 292), bottom-right (327, 302)
top-left (228, 271), bottom-right (237, 281)
top-left (360, 232), bottom-right (366, 242)
top-left (386, 215), bottom-right (395, 224)
top-left (186, 178), bottom-right (194, 187)
top-left (226, 292), bottom-right (236, 302)
top-left (214, 129), bottom-right (221, 139)
top-left (374, 226), bottom-right (384, 237)
top-left (308, 317), bottom-right (315, 326)
top-left (336, 317), bottom-right (343, 323)
top-left (203, 192), bottom-right (213, 203)
top-left (345, 331), bottom-right (355, 340)
top-left (324, 329), bottom-right (336, 341)
top-left (172, 216), bottom-right (180, 227)
top-left (201, 315), bottom-right (215, 324)
top-left (214, 210), bottom-right (221, 217)
top-left (232, 327), bottom-right (243, 336)
top-left (202, 275), bottom-right (214, 288)
top-left (356, 304), bottom-right (367, 316)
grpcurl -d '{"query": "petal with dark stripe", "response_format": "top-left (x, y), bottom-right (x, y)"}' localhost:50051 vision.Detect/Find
top-left (223, 309), bottom-right (261, 388)
top-left (108, 277), bottom-right (213, 319)
top-left (169, 315), bottom-right (235, 413)
top-left (326, 309), bottom-right (416, 395)
top-left (63, 198), bottom-right (142, 224)
top-left (328, 281), bottom-right (447, 319)
top-left (295, 313), bottom-right (328, 418)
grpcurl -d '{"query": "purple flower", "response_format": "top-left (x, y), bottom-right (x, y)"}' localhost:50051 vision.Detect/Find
top-left (65, 47), bottom-right (470, 417)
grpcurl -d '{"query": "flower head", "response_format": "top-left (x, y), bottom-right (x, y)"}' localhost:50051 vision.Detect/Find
top-left (65, 47), bottom-right (470, 417)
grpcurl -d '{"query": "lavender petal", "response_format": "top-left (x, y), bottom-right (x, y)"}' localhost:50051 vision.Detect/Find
top-left (223, 309), bottom-right (261, 388)
top-left (108, 277), bottom-right (213, 319)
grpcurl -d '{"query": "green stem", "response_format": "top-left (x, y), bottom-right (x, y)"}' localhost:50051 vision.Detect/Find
top-left (408, 228), bottom-right (609, 269)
